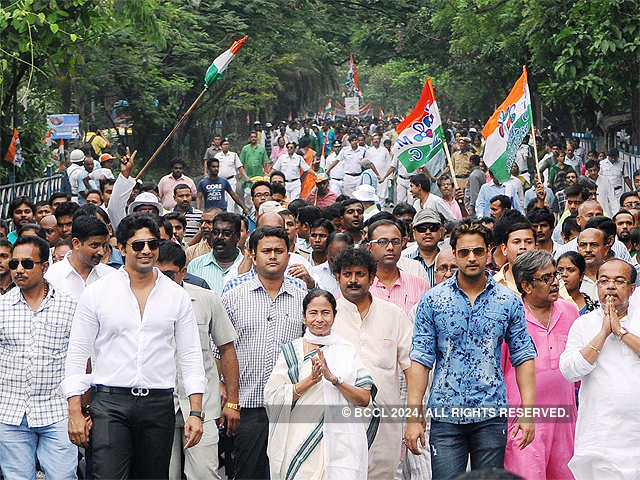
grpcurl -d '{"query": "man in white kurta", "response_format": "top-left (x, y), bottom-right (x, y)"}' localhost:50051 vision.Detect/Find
top-left (332, 247), bottom-right (412, 480)
top-left (559, 258), bottom-right (640, 479)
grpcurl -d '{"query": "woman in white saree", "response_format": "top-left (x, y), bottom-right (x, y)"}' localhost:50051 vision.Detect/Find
top-left (265, 289), bottom-right (378, 480)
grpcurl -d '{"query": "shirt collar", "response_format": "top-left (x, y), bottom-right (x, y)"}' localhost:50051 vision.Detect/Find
top-left (372, 271), bottom-right (403, 290)
top-left (204, 248), bottom-right (243, 269)
top-left (451, 270), bottom-right (495, 294)
top-left (248, 274), bottom-right (292, 297)
top-left (9, 280), bottom-right (56, 308)
top-left (174, 205), bottom-right (193, 214)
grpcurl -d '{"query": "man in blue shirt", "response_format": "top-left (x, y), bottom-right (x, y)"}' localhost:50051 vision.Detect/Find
top-left (475, 170), bottom-right (523, 217)
top-left (405, 219), bottom-right (537, 479)
top-left (197, 158), bottom-right (248, 213)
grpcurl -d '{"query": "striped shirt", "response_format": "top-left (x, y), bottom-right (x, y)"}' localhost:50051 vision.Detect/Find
top-left (174, 206), bottom-right (202, 241)
top-left (403, 246), bottom-right (438, 288)
top-left (221, 276), bottom-right (306, 408)
top-left (370, 271), bottom-right (430, 316)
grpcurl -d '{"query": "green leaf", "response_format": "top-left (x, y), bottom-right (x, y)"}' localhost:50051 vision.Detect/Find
top-left (49, 23), bottom-right (59, 34)
top-left (70, 33), bottom-right (77, 42)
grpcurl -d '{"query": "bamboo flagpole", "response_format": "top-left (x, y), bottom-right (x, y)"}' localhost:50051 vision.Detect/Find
top-left (531, 122), bottom-right (541, 182)
top-left (135, 36), bottom-right (248, 180)
top-left (443, 140), bottom-right (458, 189)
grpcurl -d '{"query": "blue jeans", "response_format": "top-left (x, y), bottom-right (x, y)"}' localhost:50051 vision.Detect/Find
top-left (0, 414), bottom-right (77, 480)
top-left (429, 417), bottom-right (507, 480)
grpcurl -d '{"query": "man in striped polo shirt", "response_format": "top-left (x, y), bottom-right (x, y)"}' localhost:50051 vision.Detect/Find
top-left (174, 183), bottom-right (202, 243)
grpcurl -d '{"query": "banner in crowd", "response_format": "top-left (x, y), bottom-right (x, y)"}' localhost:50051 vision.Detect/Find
top-left (4, 128), bottom-right (24, 167)
top-left (392, 78), bottom-right (445, 173)
top-left (46, 114), bottom-right (80, 140)
top-left (481, 65), bottom-right (533, 183)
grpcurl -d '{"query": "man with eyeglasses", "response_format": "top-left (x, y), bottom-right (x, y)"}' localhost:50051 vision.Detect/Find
top-left (403, 208), bottom-right (444, 287)
top-left (406, 220), bottom-right (537, 479)
top-left (434, 248), bottom-right (457, 285)
top-left (61, 213), bottom-right (206, 478)
top-left (504, 250), bottom-right (578, 479)
top-left (187, 213), bottom-right (244, 295)
top-left (157, 240), bottom-right (240, 480)
top-left (0, 235), bottom-right (79, 479)
top-left (245, 181), bottom-right (272, 232)
top-left (368, 219), bottom-right (429, 315)
top-left (561, 258), bottom-right (640, 478)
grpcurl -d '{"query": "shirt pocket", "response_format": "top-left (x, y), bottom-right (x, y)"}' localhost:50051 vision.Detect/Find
top-left (197, 322), bottom-right (212, 353)
top-left (369, 338), bottom-right (396, 370)
top-left (40, 319), bottom-right (70, 355)
top-left (549, 334), bottom-right (567, 370)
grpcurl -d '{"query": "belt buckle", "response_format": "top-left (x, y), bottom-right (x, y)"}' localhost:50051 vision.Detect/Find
top-left (131, 387), bottom-right (150, 397)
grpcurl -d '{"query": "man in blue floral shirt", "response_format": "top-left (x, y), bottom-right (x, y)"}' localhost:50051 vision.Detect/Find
top-left (405, 219), bottom-right (537, 479)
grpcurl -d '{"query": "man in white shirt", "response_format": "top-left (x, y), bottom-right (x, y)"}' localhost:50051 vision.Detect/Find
top-left (560, 259), bottom-right (640, 479)
top-left (45, 215), bottom-right (114, 299)
top-left (327, 134), bottom-right (367, 196)
top-left (585, 160), bottom-right (618, 217)
top-left (366, 133), bottom-right (392, 198)
top-left (321, 141), bottom-right (344, 195)
top-left (599, 148), bottom-right (632, 202)
top-left (271, 142), bottom-right (310, 200)
top-left (215, 139), bottom-right (249, 214)
top-left (61, 213), bottom-right (206, 479)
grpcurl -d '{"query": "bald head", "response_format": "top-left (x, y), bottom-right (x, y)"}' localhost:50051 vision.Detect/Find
top-left (577, 200), bottom-right (603, 229)
top-left (40, 214), bottom-right (60, 244)
top-left (257, 211), bottom-right (285, 228)
top-left (435, 248), bottom-right (457, 284)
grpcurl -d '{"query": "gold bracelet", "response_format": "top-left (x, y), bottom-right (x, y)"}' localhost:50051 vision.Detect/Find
top-left (225, 402), bottom-right (241, 411)
top-left (588, 344), bottom-right (600, 354)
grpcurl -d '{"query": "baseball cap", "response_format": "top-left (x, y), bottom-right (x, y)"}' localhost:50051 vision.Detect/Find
top-left (332, 140), bottom-right (342, 147)
top-left (99, 153), bottom-right (116, 163)
top-left (413, 208), bottom-right (441, 227)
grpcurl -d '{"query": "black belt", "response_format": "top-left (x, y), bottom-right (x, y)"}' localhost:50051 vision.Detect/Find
top-left (94, 385), bottom-right (173, 397)
top-left (455, 174), bottom-right (470, 178)
top-left (226, 175), bottom-right (235, 180)
top-left (614, 186), bottom-right (622, 190)
top-left (332, 177), bottom-right (344, 181)
top-left (345, 172), bottom-right (361, 177)
top-left (285, 178), bottom-right (300, 182)
top-left (399, 174), bottom-right (412, 180)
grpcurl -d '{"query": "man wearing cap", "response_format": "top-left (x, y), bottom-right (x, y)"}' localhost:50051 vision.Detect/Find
top-left (327, 133), bottom-right (367, 196)
top-left (402, 208), bottom-right (444, 287)
top-left (353, 184), bottom-right (381, 221)
top-left (322, 140), bottom-right (344, 195)
top-left (157, 160), bottom-right (197, 210)
top-left (271, 142), bottom-right (310, 200)
top-left (67, 147), bottom-right (96, 203)
top-left (305, 173), bottom-right (338, 207)
top-left (86, 153), bottom-right (116, 186)
top-left (600, 148), bottom-right (632, 202)
top-left (447, 136), bottom-right (474, 188)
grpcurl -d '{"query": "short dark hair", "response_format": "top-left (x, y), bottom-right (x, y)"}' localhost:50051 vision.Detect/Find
top-left (73, 203), bottom-right (110, 225)
top-left (619, 191), bottom-right (640, 207)
top-left (153, 216), bottom-right (173, 238)
top-left (490, 195), bottom-right (512, 210)
top-left (35, 200), bottom-right (50, 210)
top-left (17, 223), bottom-right (46, 240)
top-left (409, 173), bottom-right (430, 192)
top-left (322, 204), bottom-right (342, 221)
top-left (450, 219), bottom-right (492, 250)
top-left (270, 170), bottom-right (286, 181)
top-left (72, 215), bottom-right (109, 242)
top-left (248, 226), bottom-right (290, 253)
top-left (326, 231), bottom-right (354, 248)
top-left (613, 209), bottom-right (635, 223)
top-left (53, 238), bottom-right (73, 250)
top-left (48, 192), bottom-right (70, 205)
top-left (310, 218), bottom-right (335, 233)
top-left (157, 239), bottom-right (187, 269)
top-left (470, 154), bottom-right (482, 166)
top-left (565, 183), bottom-right (587, 200)
top-left (214, 212), bottom-right (241, 235)
top-left (527, 207), bottom-right (555, 227)
top-left (116, 213), bottom-right (161, 246)
top-left (173, 183), bottom-right (192, 196)
top-left (562, 216), bottom-right (580, 237)
top-left (585, 159), bottom-right (598, 170)
top-left (163, 212), bottom-right (187, 229)
top-left (9, 196), bottom-right (35, 218)
top-left (367, 219), bottom-right (402, 241)
top-left (297, 206), bottom-right (322, 226)
top-left (340, 198), bottom-right (363, 216)
top-left (557, 251), bottom-right (586, 275)
top-left (206, 157), bottom-right (219, 168)
top-left (86, 189), bottom-right (102, 200)
top-left (503, 221), bottom-right (534, 245)
top-left (13, 235), bottom-right (49, 262)
top-left (303, 288), bottom-right (337, 315)
top-left (99, 178), bottom-right (115, 194)
top-left (584, 216), bottom-right (616, 242)
top-left (270, 182), bottom-right (286, 197)
top-left (392, 202), bottom-right (416, 218)
top-left (54, 202), bottom-right (79, 219)
top-left (171, 159), bottom-right (185, 168)
top-left (332, 246), bottom-right (377, 276)
top-left (287, 199), bottom-right (308, 216)
top-left (0, 239), bottom-right (13, 251)
top-left (251, 181), bottom-right (272, 197)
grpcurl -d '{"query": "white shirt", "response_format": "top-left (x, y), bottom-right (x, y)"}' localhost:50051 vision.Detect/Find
top-left (365, 145), bottom-right (391, 176)
top-left (599, 159), bottom-right (625, 191)
top-left (214, 150), bottom-right (243, 179)
top-left (45, 252), bottom-right (116, 300)
top-left (594, 174), bottom-right (618, 217)
top-left (337, 146), bottom-right (367, 174)
top-left (310, 261), bottom-right (339, 298)
top-left (88, 167), bottom-right (114, 182)
top-left (272, 153), bottom-right (309, 182)
top-left (60, 268), bottom-right (206, 398)
top-left (413, 194), bottom-right (457, 222)
top-left (322, 152), bottom-right (344, 180)
top-left (559, 308), bottom-right (640, 479)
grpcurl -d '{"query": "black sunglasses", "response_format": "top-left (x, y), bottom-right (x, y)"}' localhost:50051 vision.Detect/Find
top-left (128, 239), bottom-right (160, 252)
top-left (9, 259), bottom-right (43, 270)
top-left (414, 223), bottom-right (441, 233)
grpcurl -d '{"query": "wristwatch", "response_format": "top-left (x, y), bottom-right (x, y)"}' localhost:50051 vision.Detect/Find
top-left (331, 375), bottom-right (344, 386)
top-left (226, 402), bottom-right (241, 411)
top-left (189, 410), bottom-right (205, 421)
top-left (618, 327), bottom-right (628, 339)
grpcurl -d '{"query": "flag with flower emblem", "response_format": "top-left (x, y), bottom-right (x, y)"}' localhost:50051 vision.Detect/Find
top-left (481, 66), bottom-right (533, 183)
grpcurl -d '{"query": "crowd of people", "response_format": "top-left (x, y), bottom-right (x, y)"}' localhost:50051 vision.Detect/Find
top-left (0, 116), bottom-right (639, 480)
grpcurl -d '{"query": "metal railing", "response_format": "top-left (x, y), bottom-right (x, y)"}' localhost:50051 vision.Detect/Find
top-left (0, 174), bottom-right (63, 218)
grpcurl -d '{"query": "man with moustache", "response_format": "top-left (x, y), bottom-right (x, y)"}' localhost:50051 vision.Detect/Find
top-left (613, 210), bottom-right (635, 252)
top-left (341, 198), bottom-right (365, 244)
top-left (332, 247), bottom-right (413, 480)
top-left (45, 216), bottom-right (114, 299)
top-left (185, 207), bottom-right (222, 264)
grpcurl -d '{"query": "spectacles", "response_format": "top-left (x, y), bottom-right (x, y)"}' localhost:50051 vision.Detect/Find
top-left (8, 259), bottom-right (43, 270)
top-left (623, 201), bottom-right (640, 208)
top-left (436, 264), bottom-right (458, 273)
top-left (597, 277), bottom-right (631, 287)
top-left (456, 247), bottom-right (487, 257)
top-left (369, 238), bottom-right (402, 247)
top-left (532, 271), bottom-right (561, 285)
top-left (414, 223), bottom-right (441, 233)
top-left (128, 239), bottom-right (160, 252)
top-left (212, 229), bottom-right (234, 238)
top-left (161, 270), bottom-right (177, 280)
top-left (253, 192), bottom-right (271, 199)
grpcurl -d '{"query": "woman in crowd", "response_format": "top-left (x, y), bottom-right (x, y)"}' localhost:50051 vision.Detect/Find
top-left (557, 251), bottom-right (598, 315)
top-left (265, 289), bottom-right (376, 480)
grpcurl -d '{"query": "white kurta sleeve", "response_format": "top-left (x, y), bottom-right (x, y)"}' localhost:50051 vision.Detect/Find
top-left (559, 319), bottom-right (598, 382)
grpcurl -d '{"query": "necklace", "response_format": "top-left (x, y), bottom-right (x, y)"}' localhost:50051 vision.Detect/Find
top-left (42, 282), bottom-right (49, 300)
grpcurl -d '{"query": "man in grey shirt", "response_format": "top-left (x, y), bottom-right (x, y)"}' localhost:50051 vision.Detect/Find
top-left (465, 154), bottom-right (486, 217)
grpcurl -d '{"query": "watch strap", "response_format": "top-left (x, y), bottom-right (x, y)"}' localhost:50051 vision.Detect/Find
top-left (225, 402), bottom-right (241, 411)
top-left (189, 410), bottom-right (204, 421)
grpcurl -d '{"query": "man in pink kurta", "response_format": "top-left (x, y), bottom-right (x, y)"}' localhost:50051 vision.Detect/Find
top-left (504, 250), bottom-right (578, 480)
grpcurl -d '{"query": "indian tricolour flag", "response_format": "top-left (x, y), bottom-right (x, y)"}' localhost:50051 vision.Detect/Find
top-left (204, 36), bottom-right (248, 87)
top-left (481, 66), bottom-right (533, 183)
top-left (392, 78), bottom-right (445, 173)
